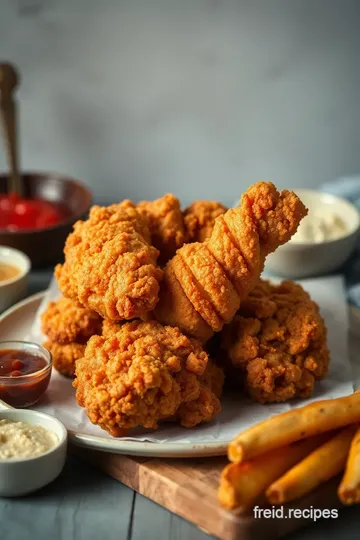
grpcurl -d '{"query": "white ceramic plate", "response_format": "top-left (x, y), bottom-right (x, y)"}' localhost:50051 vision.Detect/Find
top-left (1, 292), bottom-right (360, 458)
top-left (0, 292), bottom-right (229, 458)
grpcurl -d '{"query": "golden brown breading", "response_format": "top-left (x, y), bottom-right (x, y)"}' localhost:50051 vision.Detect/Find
top-left (41, 296), bottom-right (102, 344)
top-left (101, 319), bottom-right (123, 339)
top-left (55, 201), bottom-right (163, 321)
top-left (183, 201), bottom-right (227, 242)
top-left (74, 320), bottom-right (222, 436)
top-left (153, 258), bottom-right (214, 342)
top-left (176, 361), bottom-right (224, 427)
top-left (137, 194), bottom-right (186, 264)
top-left (44, 340), bottom-right (86, 378)
top-left (220, 280), bottom-right (330, 403)
top-left (154, 182), bottom-right (307, 341)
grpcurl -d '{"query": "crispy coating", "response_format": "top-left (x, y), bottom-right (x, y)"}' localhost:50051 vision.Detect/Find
top-left (183, 201), bottom-right (227, 242)
top-left (44, 340), bottom-right (85, 377)
top-left (179, 243), bottom-right (239, 325)
top-left (176, 361), bottom-right (224, 427)
top-left (153, 259), bottom-right (214, 341)
top-left (74, 320), bottom-right (222, 436)
top-left (55, 201), bottom-right (163, 321)
top-left (220, 280), bottom-right (330, 403)
top-left (137, 194), bottom-right (186, 264)
top-left (154, 182), bottom-right (307, 340)
top-left (41, 296), bottom-right (102, 344)
top-left (101, 319), bottom-right (123, 339)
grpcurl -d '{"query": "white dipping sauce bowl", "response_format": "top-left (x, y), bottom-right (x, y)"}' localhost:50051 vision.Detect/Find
top-left (0, 408), bottom-right (67, 497)
top-left (0, 247), bottom-right (31, 312)
top-left (265, 189), bottom-right (360, 279)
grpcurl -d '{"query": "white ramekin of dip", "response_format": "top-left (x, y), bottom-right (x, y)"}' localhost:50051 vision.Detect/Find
top-left (0, 406), bottom-right (67, 497)
top-left (0, 246), bottom-right (31, 313)
top-left (265, 189), bottom-right (360, 278)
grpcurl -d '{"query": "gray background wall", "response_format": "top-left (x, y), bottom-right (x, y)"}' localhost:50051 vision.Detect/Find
top-left (1, 0), bottom-right (360, 206)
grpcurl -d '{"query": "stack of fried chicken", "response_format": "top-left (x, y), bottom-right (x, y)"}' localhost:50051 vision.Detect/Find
top-left (41, 181), bottom-right (330, 437)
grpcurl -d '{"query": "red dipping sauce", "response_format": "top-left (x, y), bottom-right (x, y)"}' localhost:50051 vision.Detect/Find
top-left (0, 192), bottom-right (68, 231)
top-left (0, 344), bottom-right (52, 408)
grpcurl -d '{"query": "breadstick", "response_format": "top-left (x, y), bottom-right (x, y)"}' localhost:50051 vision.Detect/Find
top-left (218, 434), bottom-right (329, 510)
top-left (229, 393), bottom-right (360, 463)
top-left (266, 425), bottom-right (357, 504)
top-left (338, 426), bottom-right (360, 504)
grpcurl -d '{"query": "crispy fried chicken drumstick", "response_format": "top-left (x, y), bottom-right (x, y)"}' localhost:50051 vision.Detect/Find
top-left (74, 320), bottom-right (223, 436)
top-left (154, 182), bottom-right (307, 341)
top-left (220, 280), bottom-right (330, 403)
top-left (55, 201), bottom-right (163, 321)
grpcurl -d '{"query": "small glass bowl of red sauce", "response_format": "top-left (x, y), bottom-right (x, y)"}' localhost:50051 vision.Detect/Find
top-left (0, 341), bottom-right (52, 408)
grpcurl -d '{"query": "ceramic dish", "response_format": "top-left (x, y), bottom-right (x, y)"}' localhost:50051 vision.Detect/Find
top-left (0, 173), bottom-right (92, 267)
top-left (0, 291), bottom-right (359, 458)
top-left (0, 246), bottom-right (30, 312)
top-left (265, 189), bottom-right (360, 278)
top-left (0, 401), bottom-right (67, 497)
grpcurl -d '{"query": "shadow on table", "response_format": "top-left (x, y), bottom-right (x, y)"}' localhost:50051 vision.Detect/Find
top-left (15, 455), bottom-right (121, 501)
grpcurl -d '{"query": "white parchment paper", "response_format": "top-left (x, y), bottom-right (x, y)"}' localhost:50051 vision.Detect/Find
top-left (26, 275), bottom-right (353, 444)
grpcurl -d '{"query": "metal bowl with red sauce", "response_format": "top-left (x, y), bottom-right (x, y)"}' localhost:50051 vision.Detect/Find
top-left (0, 192), bottom-right (69, 231)
top-left (0, 173), bottom-right (92, 267)
top-left (0, 341), bottom-right (52, 408)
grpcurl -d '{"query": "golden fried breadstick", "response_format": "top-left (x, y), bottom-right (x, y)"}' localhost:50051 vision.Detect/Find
top-left (338, 426), bottom-right (360, 504)
top-left (266, 425), bottom-right (357, 504)
top-left (228, 393), bottom-right (360, 463)
top-left (218, 434), bottom-right (329, 510)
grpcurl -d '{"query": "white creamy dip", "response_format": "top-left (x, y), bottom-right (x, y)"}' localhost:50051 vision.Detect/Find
top-left (0, 419), bottom-right (58, 459)
top-left (290, 210), bottom-right (347, 244)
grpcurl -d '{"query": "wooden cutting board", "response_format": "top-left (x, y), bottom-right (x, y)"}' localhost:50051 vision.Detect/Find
top-left (72, 447), bottom-right (343, 540)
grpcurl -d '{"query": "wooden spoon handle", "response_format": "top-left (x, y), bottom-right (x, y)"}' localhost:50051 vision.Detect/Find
top-left (0, 63), bottom-right (22, 196)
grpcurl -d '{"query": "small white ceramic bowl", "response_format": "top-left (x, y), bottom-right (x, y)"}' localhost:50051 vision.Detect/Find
top-left (0, 246), bottom-right (31, 312)
top-left (265, 189), bottom-right (360, 278)
top-left (0, 404), bottom-right (67, 497)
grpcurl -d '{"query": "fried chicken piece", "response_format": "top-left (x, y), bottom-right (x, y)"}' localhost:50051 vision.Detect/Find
top-left (44, 341), bottom-right (86, 377)
top-left (55, 201), bottom-right (163, 321)
top-left (41, 296), bottom-right (103, 377)
top-left (183, 201), bottom-right (227, 242)
top-left (176, 360), bottom-right (224, 427)
top-left (152, 258), bottom-right (214, 342)
top-left (154, 182), bottom-right (307, 341)
top-left (137, 194), bottom-right (186, 265)
top-left (41, 296), bottom-right (102, 344)
top-left (101, 319), bottom-right (122, 339)
top-left (74, 320), bottom-right (222, 436)
top-left (220, 280), bottom-right (330, 403)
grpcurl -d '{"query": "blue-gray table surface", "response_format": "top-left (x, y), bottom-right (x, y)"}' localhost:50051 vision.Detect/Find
top-left (1, 270), bottom-right (359, 540)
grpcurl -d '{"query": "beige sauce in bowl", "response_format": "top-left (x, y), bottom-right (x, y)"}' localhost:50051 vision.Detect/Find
top-left (0, 263), bottom-right (21, 283)
top-left (0, 419), bottom-right (58, 459)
